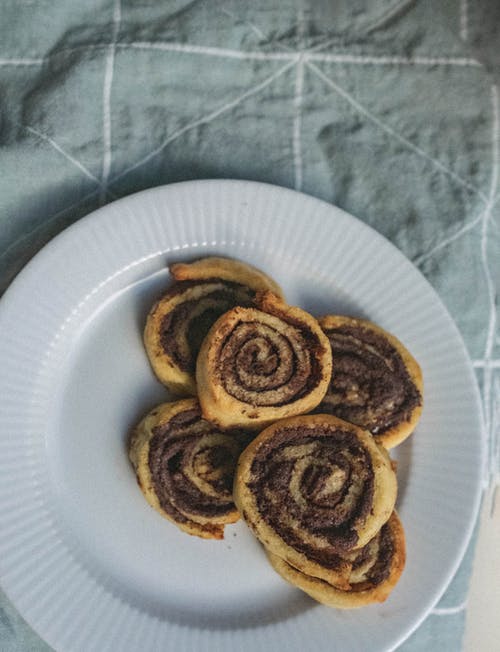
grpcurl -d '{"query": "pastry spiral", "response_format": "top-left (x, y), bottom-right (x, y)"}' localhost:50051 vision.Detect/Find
top-left (317, 316), bottom-right (423, 448)
top-left (196, 292), bottom-right (333, 430)
top-left (144, 257), bottom-right (283, 396)
top-left (233, 414), bottom-right (397, 585)
top-left (267, 511), bottom-right (406, 608)
top-left (129, 399), bottom-right (249, 539)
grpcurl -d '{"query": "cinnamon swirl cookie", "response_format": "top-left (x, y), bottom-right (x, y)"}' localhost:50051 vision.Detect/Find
top-left (317, 316), bottom-right (423, 448)
top-left (233, 414), bottom-right (397, 585)
top-left (267, 511), bottom-right (406, 608)
top-left (144, 257), bottom-right (283, 395)
top-left (196, 292), bottom-right (332, 430)
top-left (129, 399), bottom-right (249, 539)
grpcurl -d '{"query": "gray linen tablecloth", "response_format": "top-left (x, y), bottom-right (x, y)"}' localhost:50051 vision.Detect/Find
top-left (1, 1), bottom-right (499, 650)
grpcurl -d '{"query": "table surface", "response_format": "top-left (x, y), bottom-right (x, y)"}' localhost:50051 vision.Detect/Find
top-left (464, 490), bottom-right (500, 651)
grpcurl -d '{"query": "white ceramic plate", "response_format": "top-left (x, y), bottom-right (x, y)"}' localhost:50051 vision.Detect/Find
top-left (0, 180), bottom-right (484, 652)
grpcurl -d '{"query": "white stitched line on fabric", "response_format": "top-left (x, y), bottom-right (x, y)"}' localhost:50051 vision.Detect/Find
top-left (24, 125), bottom-right (115, 196)
top-left (460, 0), bottom-right (469, 41)
top-left (413, 210), bottom-right (483, 266)
top-left (432, 599), bottom-right (468, 616)
top-left (306, 61), bottom-right (488, 201)
top-left (113, 41), bottom-right (483, 68)
top-left (0, 57), bottom-right (44, 66)
top-left (481, 84), bottom-right (500, 481)
top-left (483, 84), bottom-right (499, 364)
top-left (293, 5), bottom-right (306, 192)
top-left (0, 188), bottom-right (100, 266)
top-left (308, 52), bottom-right (482, 67)
top-left (1, 44), bottom-right (482, 68)
top-left (100, 0), bottom-right (122, 205)
top-left (293, 59), bottom-right (305, 191)
top-left (473, 360), bottom-right (500, 368)
top-left (110, 59), bottom-right (297, 183)
top-left (115, 41), bottom-right (294, 61)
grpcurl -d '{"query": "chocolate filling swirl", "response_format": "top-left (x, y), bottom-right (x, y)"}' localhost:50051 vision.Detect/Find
top-left (160, 280), bottom-right (254, 373)
top-left (268, 513), bottom-right (398, 607)
top-left (320, 325), bottom-right (421, 435)
top-left (148, 407), bottom-right (245, 525)
top-left (249, 424), bottom-right (375, 564)
top-left (346, 520), bottom-right (394, 589)
top-left (218, 312), bottom-right (323, 407)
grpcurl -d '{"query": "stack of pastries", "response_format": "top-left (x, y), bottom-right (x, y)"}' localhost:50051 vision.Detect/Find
top-left (129, 256), bottom-right (423, 608)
